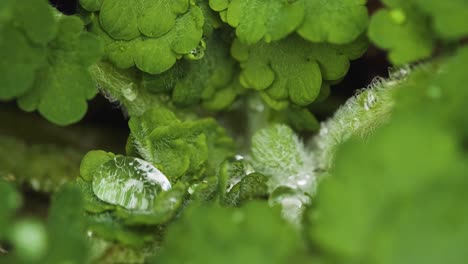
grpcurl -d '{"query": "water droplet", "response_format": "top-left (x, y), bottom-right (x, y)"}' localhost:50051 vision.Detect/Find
top-left (92, 156), bottom-right (171, 211)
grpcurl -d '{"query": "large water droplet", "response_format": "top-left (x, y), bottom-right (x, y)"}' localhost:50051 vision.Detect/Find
top-left (92, 156), bottom-right (171, 211)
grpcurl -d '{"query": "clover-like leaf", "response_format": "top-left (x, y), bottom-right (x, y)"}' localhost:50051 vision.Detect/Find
top-left (368, 5), bottom-right (434, 65)
top-left (89, 4), bottom-right (204, 74)
top-left (232, 35), bottom-right (362, 109)
top-left (0, 0), bottom-right (55, 100)
top-left (209, 0), bottom-right (304, 45)
top-left (1, 2), bottom-right (102, 125)
top-left (99, 0), bottom-right (189, 40)
top-left (298, 0), bottom-right (368, 44)
top-left (16, 16), bottom-right (102, 125)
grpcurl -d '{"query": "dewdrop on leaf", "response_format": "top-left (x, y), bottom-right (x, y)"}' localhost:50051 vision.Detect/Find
top-left (92, 156), bottom-right (171, 211)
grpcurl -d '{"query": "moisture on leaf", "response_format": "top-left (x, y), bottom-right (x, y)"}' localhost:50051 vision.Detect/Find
top-left (142, 33), bottom-right (243, 110)
top-left (298, 0), bottom-right (368, 44)
top-left (128, 107), bottom-right (235, 181)
top-left (223, 172), bottom-right (269, 206)
top-left (115, 182), bottom-right (188, 225)
top-left (209, 0), bottom-right (305, 44)
top-left (92, 156), bottom-right (172, 211)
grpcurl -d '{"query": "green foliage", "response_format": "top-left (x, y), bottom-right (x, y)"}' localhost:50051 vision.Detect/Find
top-left (128, 107), bottom-right (235, 181)
top-left (0, 1), bottom-right (102, 125)
top-left (154, 202), bottom-right (308, 264)
top-left (251, 124), bottom-right (314, 192)
top-left (232, 35), bottom-right (367, 109)
top-left (298, 0), bottom-right (368, 44)
top-left (84, 0), bottom-right (205, 74)
top-left (209, 0), bottom-right (305, 44)
top-left (369, 0), bottom-right (468, 64)
top-left (4, 1), bottom-right (468, 263)
top-left (143, 33), bottom-right (244, 110)
top-left (306, 47), bottom-right (468, 263)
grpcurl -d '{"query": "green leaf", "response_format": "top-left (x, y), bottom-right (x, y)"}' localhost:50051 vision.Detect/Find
top-left (46, 184), bottom-right (91, 263)
top-left (76, 178), bottom-right (116, 213)
top-left (298, 0), bottom-right (368, 44)
top-left (371, 179), bottom-right (468, 264)
top-left (143, 33), bottom-right (243, 110)
top-left (0, 9), bottom-right (48, 99)
top-left (368, 6), bottom-right (434, 65)
top-left (115, 182), bottom-right (188, 225)
top-left (86, 212), bottom-right (157, 246)
top-left (90, 5), bottom-right (204, 74)
top-left (80, 150), bottom-right (116, 182)
top-left (251, 124), bottom-right (311, 185)
top-left (0, 2), bottom-right (101, 125)
top-left (307, 114), bottom-right (464, 260)
top-left (99, 0), bottom-right (189, 40)
top-left (209, 0), bottom-right (305, 44)
top-left (128, 107), bottom-right (235, 181)
top-left (79, 0), bottom-right (103, 12)
top-left (92, 155), bottom-right (172, 211)
top-left (17, 16), bottom-right (102, 125)
top-left (223, 172), bottom-right (269, 206)
top-left (232, 35), bottom-right (355, 108)
top-left (154, 202), bottom-right (306, 264)
top-left (413, 0), bottom-right (468, 40)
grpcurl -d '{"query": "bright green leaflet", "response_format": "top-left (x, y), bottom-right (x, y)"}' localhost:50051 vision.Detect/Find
top-left (16, 16), bottom-right (102, 125)
top-left (0, 0), bottom-right (55, 100)
top-left (231, 35), bottom-right (359, 109)
top-left (209, 0), bottom-right (305, 44)
top-left (368, 5), bottom-right (434, 65)
top-left (92, 156), bottom-right (172, 211)
top-left (0, 1), bottom-right (101, 125)
top-left (99, 0), bottom-right (189, 40)
top-left (298, 0), bottom-right (368, 44)
top-left (89, 5), bottom-right (204, 74)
